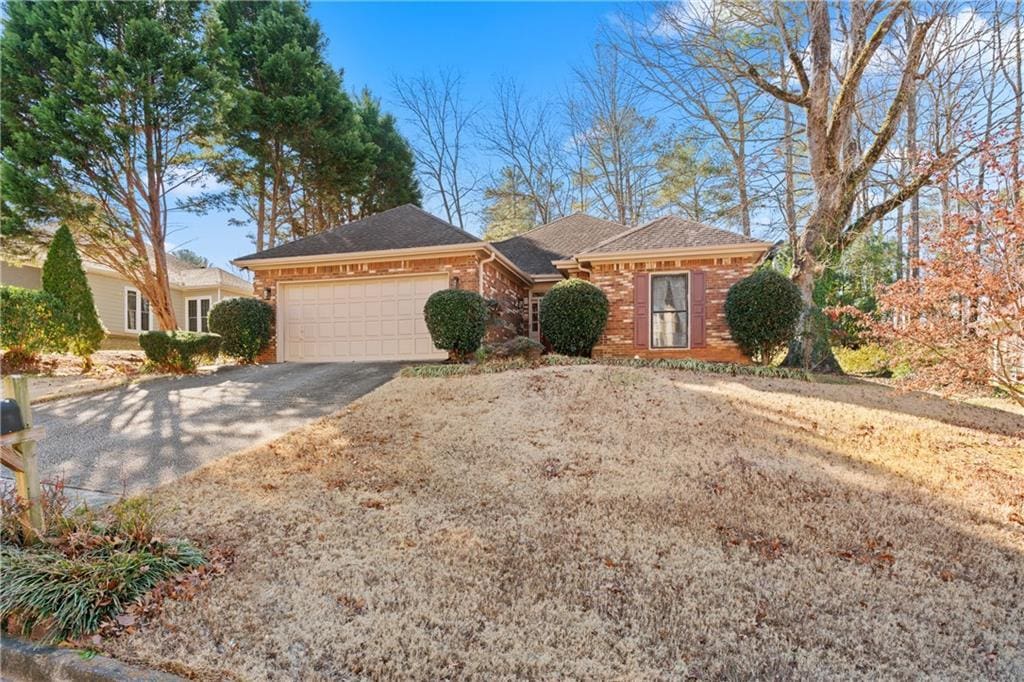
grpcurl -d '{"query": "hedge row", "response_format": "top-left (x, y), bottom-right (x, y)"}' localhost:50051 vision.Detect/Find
top-left (400, 354), bottom-right (824, 382)
top-left (139, 330), bottom-right (221, 372)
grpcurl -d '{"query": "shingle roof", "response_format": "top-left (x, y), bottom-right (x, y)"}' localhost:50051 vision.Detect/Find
top-left (583, 215), bottom-right (767, 254)
top-left (2, 225), bottom-right (251, 293)
top-left (235, 204), bottom-right (481, 262)
top-left (175, 265), bottom-right (251, 291)
top-left (492, 213), bottom-right (629, 276)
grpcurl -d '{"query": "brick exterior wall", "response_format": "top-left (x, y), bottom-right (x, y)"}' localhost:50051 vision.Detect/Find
top-left (589, 255), bottom-right (758, 363)
top-left (481, 259), bottom-right (529, 341)
top-left (249, 252), bottom-right (530, 362)
top-left (251, 254), bottom-right (483, 362)
top-left (246, 247), bottom-right (753, 364)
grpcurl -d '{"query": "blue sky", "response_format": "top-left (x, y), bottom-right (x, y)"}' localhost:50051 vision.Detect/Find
top-left (172, 2), bottom-right (618, 273)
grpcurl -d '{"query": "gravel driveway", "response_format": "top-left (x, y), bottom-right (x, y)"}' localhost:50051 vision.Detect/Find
top-left (15, 362), bottom-right (402, 502)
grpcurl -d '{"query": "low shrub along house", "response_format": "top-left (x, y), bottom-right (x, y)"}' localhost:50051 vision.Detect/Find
top-left (232, 204), bottom-right (772, 363)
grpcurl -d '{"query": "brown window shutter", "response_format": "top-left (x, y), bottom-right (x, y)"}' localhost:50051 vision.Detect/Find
top-left (633, 272), bottom-right (650, 348)
top-left (691, 270), bottom-right (706, 348)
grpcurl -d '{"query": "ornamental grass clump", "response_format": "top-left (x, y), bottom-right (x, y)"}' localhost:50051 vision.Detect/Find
top-left (0, 486), bottom-right (206, 644)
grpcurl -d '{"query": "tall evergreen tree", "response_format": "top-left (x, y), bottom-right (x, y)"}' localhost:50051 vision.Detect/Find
top-left (213, 1), bottom-right (371, 248)
top-left (41, 225), bottom-right (105, 364)
top-left (356, 91), bottom-right (422, 217)
top-left (1, 1), bottom-right (221, 330)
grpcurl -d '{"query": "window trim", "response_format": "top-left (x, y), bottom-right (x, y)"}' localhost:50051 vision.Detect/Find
top-left (186, 296), bottom-right (212, 333)
top-left (528, 293), bottom-right (543, 342)
top-left (124, 286), bottom-right (154, 334)
top-left (648, 271), bottom-right (691, 350)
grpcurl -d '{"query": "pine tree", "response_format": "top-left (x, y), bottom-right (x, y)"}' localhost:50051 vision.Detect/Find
top-left (356, 91), bottom-right (422, 217)
top-left (41, 225), bottom-right (105, 364)
top-left (482, 168), bottom-right (536, 241)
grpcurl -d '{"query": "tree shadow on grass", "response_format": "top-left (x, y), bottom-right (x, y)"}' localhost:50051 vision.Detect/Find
top-left (737, 374), bottom-right (1024, 438)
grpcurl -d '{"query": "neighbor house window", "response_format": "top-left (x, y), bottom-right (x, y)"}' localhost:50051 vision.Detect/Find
top-left (650, 274), bottom-right (688, 348)
top-left (125, 287), bottom-right (152, 333)
top-left (187, 297), bottom-right (212, 333)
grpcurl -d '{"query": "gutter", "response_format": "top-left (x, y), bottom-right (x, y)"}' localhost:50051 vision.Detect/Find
top-left (478, 249), bottom-right (497, 293)
top-left (234, 242), bottom-right (535, 287)
top-left (574, 242), bottom-right (772, 263)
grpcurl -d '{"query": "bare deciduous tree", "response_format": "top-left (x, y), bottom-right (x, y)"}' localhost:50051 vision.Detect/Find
top-left (616, 2), bottom-right (778, 236)
top-left (393, 70), bottom-right (479, 229)
top-left (479, 77), bottom-right (572, 226)
top-left (566, 48), bottom-right (660, 226)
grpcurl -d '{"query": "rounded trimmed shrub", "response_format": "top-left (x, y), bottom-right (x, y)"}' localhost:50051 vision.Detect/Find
top-left (208, 297), bottom-right (274, 363)
top-left (539, 278), bottom-right (608, 357)
top-left (0, 285), bottom-right (66, 364)
top-left (423, 289), bottom-right (489, 361)
top-left (725, 268), bottom-right (803, 365)
top-left (139, 330), bottom-right (221, 372)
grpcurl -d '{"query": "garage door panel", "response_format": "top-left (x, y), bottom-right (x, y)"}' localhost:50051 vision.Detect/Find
top-left (282, 275), bottom-right (448, 362)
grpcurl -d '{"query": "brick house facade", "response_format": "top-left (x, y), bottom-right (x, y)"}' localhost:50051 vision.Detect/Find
top-left (586, 255), bottom-right (759, 363)
top-left (250, 250), bottom-right (529, 362)
top-left (233, 205), bottom-right (770, 364)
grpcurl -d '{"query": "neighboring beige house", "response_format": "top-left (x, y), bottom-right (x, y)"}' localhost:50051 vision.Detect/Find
top-left (1, 248), bottom-right (252, 348)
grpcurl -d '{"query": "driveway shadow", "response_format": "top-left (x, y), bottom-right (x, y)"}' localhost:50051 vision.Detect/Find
top-left (28, 362), bottom-right (403, 495)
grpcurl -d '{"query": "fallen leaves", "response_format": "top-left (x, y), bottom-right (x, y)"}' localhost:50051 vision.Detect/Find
top-left (88, 548), bottom-right (234, 644)
top-left (716, 525), bottom-right (789, 562)
top-left (833, 537), bottom-right (896, 571)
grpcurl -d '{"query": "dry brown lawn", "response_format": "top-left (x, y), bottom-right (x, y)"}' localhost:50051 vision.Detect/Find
top-left (107, 365), bottom-right (1024, 680)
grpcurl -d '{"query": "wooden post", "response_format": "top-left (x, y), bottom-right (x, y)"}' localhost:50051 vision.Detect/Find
top-left (3, 375), bottom-right (43, 536)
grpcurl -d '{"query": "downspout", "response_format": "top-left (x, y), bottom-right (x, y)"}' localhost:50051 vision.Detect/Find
top-left (478, 248), bottom-right (497, 294)
top-left (574, 259), bottom-right (592, 278)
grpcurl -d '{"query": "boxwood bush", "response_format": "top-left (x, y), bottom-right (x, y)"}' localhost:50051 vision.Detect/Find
top-left (423, 289), bottom-right (489, 361)
top-left (0, 286), bottom-right (65, 365)
top-left (139, 330), bottom-right (221, 372)
top-left (539, 279), bottom-right (608, 357)
top-left (724, 268), bottom-right (803, 365)
top-left (208, 297), bottom-right (274, 363)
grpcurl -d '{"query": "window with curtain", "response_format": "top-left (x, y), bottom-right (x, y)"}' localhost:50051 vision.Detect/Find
top-left (650, 274), bottom-right (688, 348)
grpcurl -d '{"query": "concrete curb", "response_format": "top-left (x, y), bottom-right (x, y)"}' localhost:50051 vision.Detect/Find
top-left (1, 636), bottom-right (183, 681)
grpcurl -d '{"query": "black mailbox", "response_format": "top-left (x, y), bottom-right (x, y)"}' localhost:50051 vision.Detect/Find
top-left (1, 399), bottom-right (25, 435)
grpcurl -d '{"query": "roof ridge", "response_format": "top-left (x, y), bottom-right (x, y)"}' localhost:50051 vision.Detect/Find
top-left (495, 212), bottom-right (626, 243)
top-left (405, 203), bottom-right (483, 242)
top-left (656, 214), bottom-right (764, 243)
top-left (579, 216), bottom-right (665, 253)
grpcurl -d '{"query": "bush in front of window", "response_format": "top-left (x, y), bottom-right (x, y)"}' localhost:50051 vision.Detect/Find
top-left (539, 279), bottom-right (609, 357)
top-left (208, 297), bottom-right (274, 363)
top-left (423, 289), bottom-right (489, 362)
top-left (0, 285), bottom-right (67, 368)
top-left (725, 268), bottom-right (803, 365)
top-left (41, 224), bottom-right (106, 364)
top-left (139, 330), bottom-right (221, 373)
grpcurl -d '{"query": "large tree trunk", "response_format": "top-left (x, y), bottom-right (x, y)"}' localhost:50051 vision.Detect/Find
top-left (781, 225), bottom-right (843, 373)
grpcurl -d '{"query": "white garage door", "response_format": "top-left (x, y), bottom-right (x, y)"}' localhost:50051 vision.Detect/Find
top-left (281, 275), bottom-right (449, 362)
